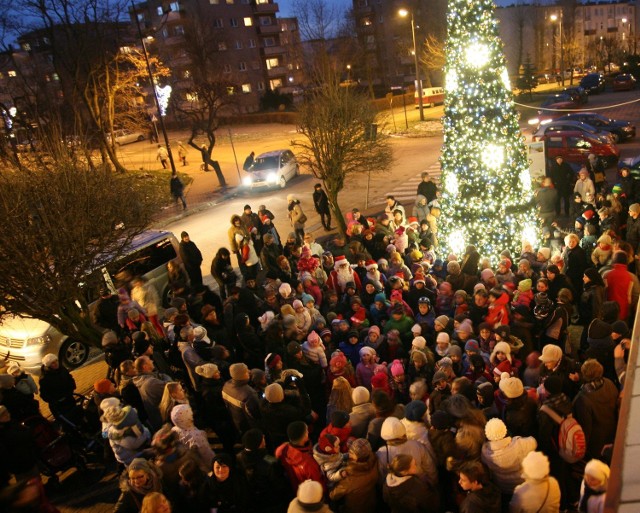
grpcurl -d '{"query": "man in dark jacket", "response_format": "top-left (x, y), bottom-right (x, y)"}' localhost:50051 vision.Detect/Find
top-left (549, 156), bottom-right (575, 216)
top-left (222, 362), bottom-right (261, 433)
top-left (573, 358), bottom-right (619, 460)
top-left (312, 183), bottom-right (332, 231)
top-left (179, 231), bottom-right (203, 287)
top-left (626, 203), bottom-right (640, 255)
top-left (259, 383), bottom-right (308, 449)
top-left (39, 354), bottom-right (77, 421)
top-left (416, 171), bottom-right (438, 204)
top-left (236, 428), bottom-right (292, 513)
top-left (457, 461), bottom-right (501, 513)
top-left (241, 204), bottom-right (264, 255)
top-left (536, 177), bottom-right (559, 230)
top-left (170, 173), bottom-right (186, 210)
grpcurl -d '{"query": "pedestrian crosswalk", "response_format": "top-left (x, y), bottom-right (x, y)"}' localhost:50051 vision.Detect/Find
top-left (385, 162), bottom-right (442, 205)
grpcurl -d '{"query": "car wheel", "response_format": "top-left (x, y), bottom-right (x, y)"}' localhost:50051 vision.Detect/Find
top-left (59, 339), bottom-right (89, 369)
top-left (137, 135), bottom-right (145, 142)
top-left (279, 175), bottom-right (287, 189)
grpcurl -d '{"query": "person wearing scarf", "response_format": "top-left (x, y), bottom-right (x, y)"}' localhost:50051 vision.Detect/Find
top-left (579, 459), bottom-right (610, 513)
top-left (114, 458), bottom-right (163, 513)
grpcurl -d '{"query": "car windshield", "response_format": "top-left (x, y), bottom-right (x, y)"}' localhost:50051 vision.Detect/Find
top-left (250, 156), bottom-right (279, 171)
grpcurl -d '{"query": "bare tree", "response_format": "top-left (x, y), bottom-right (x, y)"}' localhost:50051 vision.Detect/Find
top-left (293, 77), bottom-right (393, 233)
top-left (0, 159), bottom-right (155, 347)
top-left (421, 35), bottom-right (446, 76)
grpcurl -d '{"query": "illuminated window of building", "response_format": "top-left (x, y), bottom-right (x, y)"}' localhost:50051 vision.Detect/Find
top-left (22, 43), bottom-right (31, 51)
top-left (120, 46), bottom-right (132, 54)
top-left (244, 17), bottom-right (253, 26)
top-left (227, 86), bottom-right (235, 95)
top-left (170, 2), bottom-right (180, 11)
top-left (157, 6), bottom-right (163, 15)
top-left (7, 70), bottom-right (16, 77)
top-left (266, 58), bottom-right (279, 69)
top-left (242, 83), bottom-right (251, 93)
top-left (53, 73), bottom-right (59, 80)
top-left (269, 78), bottom-right (283, 89)
top-left (184, 70), bottom-right (191, 78)
top-left (210, 0), bottom-right (219, 3)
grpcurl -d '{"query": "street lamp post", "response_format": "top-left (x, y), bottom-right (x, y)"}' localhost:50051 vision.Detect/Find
top-left (132, 0), bottom-right (178, 175)
top-left (622, 18), bottom-right (631, 53)
top-left (346, 64), bottom-right (351, 83)
top-left (399, 8), bottom-right (424, 121)
top-left (550, 12), bottom-right (564, 87)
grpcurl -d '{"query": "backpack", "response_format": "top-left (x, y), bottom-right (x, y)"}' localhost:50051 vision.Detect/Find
top-left (540, 404), bottom-right (586, 463)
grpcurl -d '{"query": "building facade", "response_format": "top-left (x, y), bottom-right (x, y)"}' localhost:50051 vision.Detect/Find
top-left (131, 0), bottom-right (303, 113)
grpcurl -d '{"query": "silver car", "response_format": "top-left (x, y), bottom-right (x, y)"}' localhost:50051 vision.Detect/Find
top-left (0, 230), bottom-right (182, 371)
top-left (242, 149), bottom-right (299, 189)
top-left (107, 129), bottom-right (145, 146)
top-left (533, 120), bottom-right (613, 143)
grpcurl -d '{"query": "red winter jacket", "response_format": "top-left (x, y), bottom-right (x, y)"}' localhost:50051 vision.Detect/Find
top-left (275, 442), bottom-right (326, 493)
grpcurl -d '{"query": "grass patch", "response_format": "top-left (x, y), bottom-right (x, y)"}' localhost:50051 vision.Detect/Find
top-left (120, 168), bottom-right (193, 212)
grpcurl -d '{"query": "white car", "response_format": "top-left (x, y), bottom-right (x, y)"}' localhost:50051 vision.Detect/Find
top-left (107, 129), bottom-right (145, 146)
top-left (242, 149), bottom-right (299, 189)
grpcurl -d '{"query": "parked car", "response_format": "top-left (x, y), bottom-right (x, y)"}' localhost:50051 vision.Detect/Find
top-left (533, 120), bottom-right (612, 143)
top-left (0, 230), bottom-right (183, 370)
top-left (529, 93), bottom-right (580, 125)
top-left (106, 129), bottom-right (145, 146)
top-left (579, 73), bottom-right (606, 94)
top-left (541, 131), bottom-right (619, 167)
top-left (242, 149), bottom-right (299, 189)
top-left (555, 112), bottom-right (636, 142)
top-left (613, 73), bottom-right (637, 91)
top-left (563, 86), bottom-right (588, 105)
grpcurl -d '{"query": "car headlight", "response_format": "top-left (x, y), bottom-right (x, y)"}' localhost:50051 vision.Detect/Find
top-left (26, 335), bottom-right (50, 346)
top-left (528, 118), bottom-right (540, 125)
top-left (242, 176), bottom-right (253, 186)
top-left (267, 173), bottom-right (278, 183)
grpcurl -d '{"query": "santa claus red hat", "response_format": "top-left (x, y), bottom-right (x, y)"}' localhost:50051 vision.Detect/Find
top-left (365, 260), bottom-right (378, 270)
top-left (334, 255), bottom-right (348, 268)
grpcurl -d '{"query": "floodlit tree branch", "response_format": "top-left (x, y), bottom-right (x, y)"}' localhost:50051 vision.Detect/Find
top-left (293, 78), bottom-right (393, 233)
top-left (0, 160), bottom-right (155, 346)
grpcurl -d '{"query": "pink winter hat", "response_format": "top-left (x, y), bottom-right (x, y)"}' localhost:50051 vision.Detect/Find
top-left (390, 359), bottom-right (405, 377)
top-left (307, 331), bottom-right (320, 344)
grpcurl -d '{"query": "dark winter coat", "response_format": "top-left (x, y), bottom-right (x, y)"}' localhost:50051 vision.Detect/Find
top-left (221, 377), bottom-right (261, 433)
top-left (259, 399), bottom-right (308, 449)
top-left (330, 453), bottom-right (379, 513)
top-left (39, 365), bottom-right (76, 414)
top-left (573, 377), bottom-right (619, 459)
top-left (459, 481), bottom-right (502, 513)
top-left (503, 393), bottom-right (538, 438)
top-left (236, 448), bottom-right (292, 513)
top-left (382, 473), bottom-right (439, 513)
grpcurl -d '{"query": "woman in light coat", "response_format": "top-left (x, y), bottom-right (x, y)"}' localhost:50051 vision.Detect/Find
top-left (287, 194), bottom-right (307, 244)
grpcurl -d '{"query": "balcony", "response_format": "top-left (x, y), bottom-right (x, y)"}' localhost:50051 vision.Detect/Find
top-left (262, 45), bottom-right (284, 57)
top-left (255, 2), bottom-right (279, 14)
top-left (258, 24), bottom-right (280, 35)
top-left (266, 65), bottom-right (286, 78)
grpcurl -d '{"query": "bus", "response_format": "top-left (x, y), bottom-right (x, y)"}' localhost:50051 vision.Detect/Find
top-left (415, 87), bottom-right (445, 108)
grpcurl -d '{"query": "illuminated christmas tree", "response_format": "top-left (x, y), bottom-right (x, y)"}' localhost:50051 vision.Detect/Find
top-left (439, 0), bottom-right (536, 262)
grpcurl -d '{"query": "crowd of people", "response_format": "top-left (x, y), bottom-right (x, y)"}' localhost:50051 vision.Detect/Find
top-left (0, 168), bottom-right (635, 513)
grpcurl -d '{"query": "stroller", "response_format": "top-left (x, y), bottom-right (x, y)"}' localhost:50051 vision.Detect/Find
top-left (53, 393), bottom-right (104, 456)
top-left (21, 415), bottom-right (85, 483)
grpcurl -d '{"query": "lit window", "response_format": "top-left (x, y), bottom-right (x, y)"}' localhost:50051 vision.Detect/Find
top-left (242, 83), bottom-right (252, 93)
top-left (230, 18), bottom-right (238, 27)
top-left (362, 17), bottom-right (372, 26)
top-left (244, 17), bottom-right (253, 26)
top-left (52, 73), bottom-right (59, 81)
top-left (235, 40), bottom-right (243, 49)
top-left (256, 0), bottom-right (269, 3)
top-left (226, 0), bottom-right (234, 4)
top-left (269, 78), bottom-right (283, 89)
top-left (157, 6), bottom-right (163, 15)
top-left (248, 39), bottom-right (256, 48)
top-left (239, 62), bottom-right (247, 71)
top-left (266, 58), bottom-right (279, 69)
top-left (7, 70), bottom-right (16, 77)
top-left (170, 2), bottom-right (180, 11)
top-left (22, 43), bottom-right (31, 51)
top-left (184, 70), bottom-right (191, 78)
top-left (186, 92), bottom-right (198, 101)
top-left (218, 42), bottom-right (227, 51)
top-left (227, 86), bottom-right (235, 95)
top-left (223, 64), bottom-right (232, 73)
top-left (120, 46), bottom-right (132, 54)
top-left (210, 0), bottom-right (219, 3)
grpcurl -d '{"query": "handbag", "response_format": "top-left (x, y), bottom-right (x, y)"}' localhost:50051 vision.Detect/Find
top-left (297, 213), bottom-right (307, 224)
top-left (241, 242), bottom-right (250, 263)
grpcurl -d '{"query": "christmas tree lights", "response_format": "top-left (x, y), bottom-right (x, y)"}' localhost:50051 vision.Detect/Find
top-left (440, 0), bottom-right (536, 263)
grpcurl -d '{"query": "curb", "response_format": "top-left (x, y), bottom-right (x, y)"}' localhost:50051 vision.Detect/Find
top-left (151, 187), bottom-right (240, 228)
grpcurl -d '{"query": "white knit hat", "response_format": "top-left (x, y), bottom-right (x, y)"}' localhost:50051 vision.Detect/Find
top-left (195, 363), bottom-right (219, 379)
top-left (352, 386), bottom-right (370, 405)
top-left (584, 459), bottom-right (610, 486)
top-left (521, 451), bottom-right (550, 480)
top-left (485, 418), bottom-right (508, 441)
top-left (412, 336), bottom-right (427, 350)
top-left (381, 417), bottom-right (406, 441)
top-left (297, 479), bottom-right (323, 506)
top-left (42, 353), bottom-right (58, 367)
top-left (499, 374), bottom-right (524, 399)
top-left (411, 323), bottom-right (422, 334)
